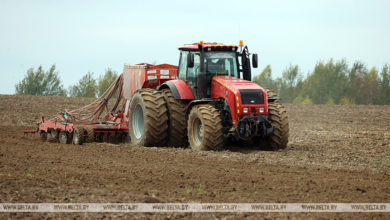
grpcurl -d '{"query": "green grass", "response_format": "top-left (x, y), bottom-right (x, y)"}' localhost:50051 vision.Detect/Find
top-left (197, 184), bottom-right (204, 195)
top-left (185, 187), bottom-right (192, 194)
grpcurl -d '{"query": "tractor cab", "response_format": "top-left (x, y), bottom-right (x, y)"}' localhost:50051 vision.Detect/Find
top-left (177, 41), bottom-right (258, 99)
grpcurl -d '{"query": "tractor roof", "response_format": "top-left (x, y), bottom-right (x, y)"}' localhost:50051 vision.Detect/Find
top-left (179, 42), bottom-right (238, 50)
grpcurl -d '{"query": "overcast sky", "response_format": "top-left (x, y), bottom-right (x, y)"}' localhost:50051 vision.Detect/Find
top-left (1, 0), bottom-right (389, 94)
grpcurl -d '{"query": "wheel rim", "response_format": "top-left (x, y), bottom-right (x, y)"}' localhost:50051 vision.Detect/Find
top-left (193, 118), bottom-right (203, 145)
top-left (132, 104), bottom-right (144, 139)
top-left (73, 130), bottom-right (78, 144)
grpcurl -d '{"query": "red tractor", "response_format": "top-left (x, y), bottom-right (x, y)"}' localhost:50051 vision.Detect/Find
top-left (128, 41), bottom-right (289, 150)
top-left (27, 40), bottom-right (288, 151)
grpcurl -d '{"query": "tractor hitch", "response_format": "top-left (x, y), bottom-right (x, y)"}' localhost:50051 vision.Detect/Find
top-left (231, 115), bottom-right (273, 140)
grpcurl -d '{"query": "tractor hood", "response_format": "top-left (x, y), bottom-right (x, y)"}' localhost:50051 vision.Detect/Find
top-left (212, 76), bottom-right (264, 92)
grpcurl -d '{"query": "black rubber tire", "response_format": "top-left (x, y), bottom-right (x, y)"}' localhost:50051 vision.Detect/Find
top-left (59, 131), bottom-right (70, 144)
top-left (128, 89), bottom-right (168, 147)
top-left (187, 104), bottom-right (224, 151)
top-left (85, 126), bottom-right (95, 143)
top-left (264, 101), bottom-right (289, 150)
top-left (162, 89), bottom-right (187, 147)
top-left (72, 127), bottom-right (84, 145)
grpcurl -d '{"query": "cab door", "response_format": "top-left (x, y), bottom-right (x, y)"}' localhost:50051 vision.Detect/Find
top-left (178, 51), bottom-right (200, 99)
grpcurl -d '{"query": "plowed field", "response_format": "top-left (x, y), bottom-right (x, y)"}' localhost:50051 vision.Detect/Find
top-left (1, 95), bottom-right (390, 219)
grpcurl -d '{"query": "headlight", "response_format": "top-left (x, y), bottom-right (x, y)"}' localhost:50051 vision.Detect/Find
top-left (243, 108), bottom-right (248, 113)
top-left (259, 108), bottom-right (264, 113)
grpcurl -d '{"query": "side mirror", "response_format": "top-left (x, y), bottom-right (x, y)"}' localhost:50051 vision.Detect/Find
top-left (187, 53), bottom-right (194, 68)
top-left (252, 54), bottom-right (258, 68)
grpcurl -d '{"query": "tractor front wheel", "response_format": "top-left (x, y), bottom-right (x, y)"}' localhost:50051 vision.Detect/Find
top-left (187, 104), bottom-right (224, 151)
top-left (264, 101), bottom-right (289, 150)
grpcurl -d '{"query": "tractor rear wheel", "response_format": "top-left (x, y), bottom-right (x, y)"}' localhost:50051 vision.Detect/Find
top-left (162, 89), bottom-right (187, 147)
top-left (187, 104), bottom-right (224, 151)
top-left (264, 101), bottom-right (289, 150)
top-left (129, 89), bottom-right (168, 147)
top-left (72, 127), bottom-right (84, 145)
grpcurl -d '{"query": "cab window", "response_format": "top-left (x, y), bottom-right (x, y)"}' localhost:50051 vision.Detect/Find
top-left (205, 52), bottom-right (238, 77)
top-left (178, 51), bottom-right (188, 80)
top-left (187, 53), bottom-right (200, 82)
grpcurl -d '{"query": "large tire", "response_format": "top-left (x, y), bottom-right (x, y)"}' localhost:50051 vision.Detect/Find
top-left (162, 89), bottom-right (187, 147)
top-left (265, 101), bottom-right (289, 150)
top-left (72, 127), bottom-right (84, 145)
top-left (187, 104), bottom-right (224, 151)
top-left (129, 89), bottom-right (168, 147)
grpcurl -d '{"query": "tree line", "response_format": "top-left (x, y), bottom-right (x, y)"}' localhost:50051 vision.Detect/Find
top-left (15, 60), bottom-right (390, 105)
top-left (254, 59), bottom-right (390, 105)
top-left (15, 65), bottom-right (118, 98)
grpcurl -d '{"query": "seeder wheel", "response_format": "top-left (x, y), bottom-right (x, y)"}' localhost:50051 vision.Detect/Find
top-left (72, 127), bottom-right (84, 145)
top-left (51, 129), bottom-right (59, 141)
top-left (59, 131), bottom-right (70, 144)
top-left (40, 132), bottom-right (47, 141)
top-left (47, 129), bottom-right (59, 142)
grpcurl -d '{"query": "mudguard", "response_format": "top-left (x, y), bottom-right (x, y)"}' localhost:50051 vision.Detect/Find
top-left (159, 80), bottom-right (194, 100)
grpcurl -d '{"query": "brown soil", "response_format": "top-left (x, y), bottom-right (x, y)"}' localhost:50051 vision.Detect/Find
top-left (1, 95), bottom-right (390, 219)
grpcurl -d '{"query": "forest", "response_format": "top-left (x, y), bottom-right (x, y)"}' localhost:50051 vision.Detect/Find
top-left (254, 59), bottom-right (390, 105)
top-left (15, 59), bottom-right (390, 105)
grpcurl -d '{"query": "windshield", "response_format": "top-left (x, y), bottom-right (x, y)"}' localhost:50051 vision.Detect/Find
top-left (205, 52), bottom-right (238, 78)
